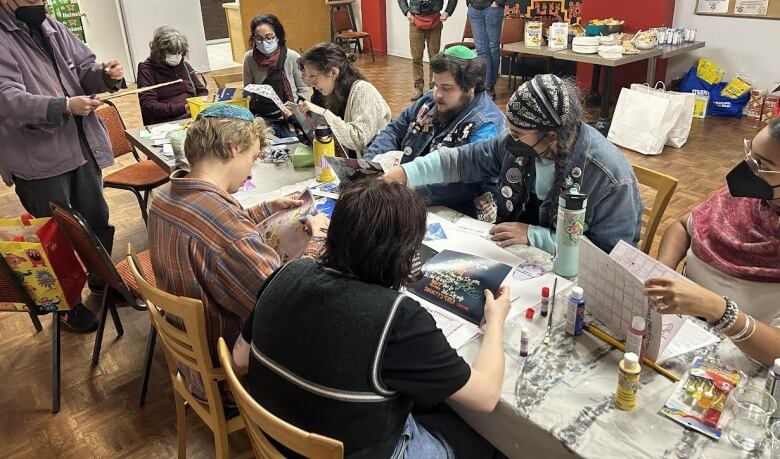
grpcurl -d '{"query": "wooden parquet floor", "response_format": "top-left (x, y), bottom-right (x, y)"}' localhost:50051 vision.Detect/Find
top-left (0, 53), bottom-right (763, 458)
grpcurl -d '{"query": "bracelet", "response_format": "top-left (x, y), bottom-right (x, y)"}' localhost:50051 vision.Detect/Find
top-left (732, 316), bottom-right (757, 343)
top-left (711, 297), bottom-right (738, 333)
top-left (65, 97), bottom-right (71, 114)
top-left (725, 312), bottom-right (751, 339)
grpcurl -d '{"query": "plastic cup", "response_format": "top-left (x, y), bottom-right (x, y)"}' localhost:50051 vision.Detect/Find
top-left (728, 387), bottom-right (777, 452)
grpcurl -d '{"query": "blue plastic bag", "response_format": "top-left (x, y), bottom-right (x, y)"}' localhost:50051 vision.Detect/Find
top-left (679, 66), bottom-right (749, 118)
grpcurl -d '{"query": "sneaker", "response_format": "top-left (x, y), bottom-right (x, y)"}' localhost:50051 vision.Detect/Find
top-left (410, 87), bottom-right (424, 101)
top-left (59, 303), bottom-right (98, 333)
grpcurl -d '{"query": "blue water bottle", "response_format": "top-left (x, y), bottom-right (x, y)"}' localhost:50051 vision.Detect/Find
top-left (553, 190), bottom-right (588, 278)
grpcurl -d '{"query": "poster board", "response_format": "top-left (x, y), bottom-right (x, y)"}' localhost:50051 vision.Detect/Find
top-left (695, 0), bottom-right (780, 21)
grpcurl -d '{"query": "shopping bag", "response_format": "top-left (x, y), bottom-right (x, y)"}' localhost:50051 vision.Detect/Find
top-left (630, 82), bottom-right (695, 148)
top-left (0, 215), bottom-right (87, 312)
top-left (607, 87), bottom-right (682, 156)
top-left (679, 66), bottom-right (749, 118)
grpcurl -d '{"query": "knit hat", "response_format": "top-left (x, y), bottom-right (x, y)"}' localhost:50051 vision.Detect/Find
top-left (506, 74), bottom-right (573, 129)
top-left (444, 45), bottom-right (478, 60)
top-left (197, 103), bottom-right (255, 122)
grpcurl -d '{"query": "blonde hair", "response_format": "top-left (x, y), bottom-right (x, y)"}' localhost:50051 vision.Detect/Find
top-left (184, 117), bottom-right (270, 165)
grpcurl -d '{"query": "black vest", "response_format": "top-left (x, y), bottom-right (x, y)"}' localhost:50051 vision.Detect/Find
top-left (247, 259), bottom-right (413, 458)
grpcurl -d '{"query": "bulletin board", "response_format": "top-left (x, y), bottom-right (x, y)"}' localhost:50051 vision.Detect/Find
top-left (695, 0), bottom-right (780, 20)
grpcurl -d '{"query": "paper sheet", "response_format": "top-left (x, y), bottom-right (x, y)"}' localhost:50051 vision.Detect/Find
top-left (410, 294), bottom-right (481, 349)
top-left (453, 217), bottom-right (493, 239)
top-left (697, 0), bottom-right (729, 13)
top-left (257, 190), bottom-right (314, 263)
top-left (656, 319), bottom-right (721, 364)
top-left (371, 151), bottom-right (404, 172)
top-left (243, 84), bottom-right (285, 110)
top-left (734, 0), bottom-right (769, 15)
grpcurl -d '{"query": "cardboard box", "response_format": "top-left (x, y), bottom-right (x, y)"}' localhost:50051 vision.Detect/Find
top-left (525, 22), bottom-right (543, 47)
top-left (746, 89), bottom-right (765, 121)
top-left (762, 94), bottom-right (780, 123)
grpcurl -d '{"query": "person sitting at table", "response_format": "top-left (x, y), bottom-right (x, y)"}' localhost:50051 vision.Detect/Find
top-left (137, 26), bottom-right (208, 126)
top-left (148, 103), bottom-right (329, 401)
top-left (383, 74), bottom-right (643, 254)
top-left (233, 179), bottom-right (509, 457)
top-left (648, 119), bottom-right (780, 366)
top-left (243, 13), bottom-right (308, 137)
top-left (297, 42), bottom-right (391, 157)
top-left (364, 46), bottom-right (505, 214)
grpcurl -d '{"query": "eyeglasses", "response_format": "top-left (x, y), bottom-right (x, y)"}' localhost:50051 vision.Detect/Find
top-left (744, 139), bottom-right (780, 175)
top-left (302, 73), bottom-right (323, 84)
top-left (253, 34), bottom-right (277, 42)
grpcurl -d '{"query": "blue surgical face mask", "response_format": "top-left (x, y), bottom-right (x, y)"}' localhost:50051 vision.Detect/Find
top-left (257, 38), bottom-right (279, 55)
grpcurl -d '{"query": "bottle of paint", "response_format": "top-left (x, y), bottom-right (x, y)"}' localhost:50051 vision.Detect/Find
top-left (519, 328), bottom-right (529, 357)
top-left (766, 358), bottom-right (780, 419)
top-left (564, 286), bottom-right (585, 336)
top-left (615, 352), bottom-right (641, 411)
top-left (540, 286), bottom-right (550, 317)
top-left (625, 316), bottom-right (646, 362)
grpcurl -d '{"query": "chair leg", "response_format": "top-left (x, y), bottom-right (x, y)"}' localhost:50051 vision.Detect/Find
top-left (108, 300), bottom-right (124, 337)
top-left (367, 36), bottom-right (375, 62)
top-left (174, 392), bottom-right (188, 459)
top-left (52, 312), bottom-right (61, 413)
top-left (214, 429), bottom-right (230, 459)
top-left (28, 308), bottom-right (43, 333)
top-left (131, 188), bottom-right (149, 225)
top-left (91, 289), bottom-right (109, 366)
top-left (138, 325), bottom-right (157, 407)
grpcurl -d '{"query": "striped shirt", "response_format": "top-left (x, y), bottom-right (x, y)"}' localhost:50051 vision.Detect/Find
top-left (148, 173), bottom-right (323, 400)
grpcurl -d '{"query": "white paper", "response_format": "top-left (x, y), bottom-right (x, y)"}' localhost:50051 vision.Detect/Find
top-left (410, 294), bottom-right (481, 349)
top-left (243, 84), bottom-right (285, 110)
top-left (656, 319), bottom-right (721, 364)
top-left (453, 217), bottom-right (493, 239)
top-left (162, 143), bottom-right (174, 156)
top-left (149, 123), bottom-right (181, 140)
top-left (734, 0), bottom-right (769, 15)
top-left (697, 0), bottom-right (729, 13)
top-left (371, 151), bottom-right (404, 172)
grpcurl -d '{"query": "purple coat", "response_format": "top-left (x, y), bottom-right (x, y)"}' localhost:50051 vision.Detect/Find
top-left (137, 57), bottom-right (208, 126)
top-left (0, 11), bottom-right (115, 186)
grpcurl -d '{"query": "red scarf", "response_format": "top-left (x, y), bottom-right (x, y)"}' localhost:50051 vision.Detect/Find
top-left (252, 47), bottom-right (294, 103)
top-left (691, 187), bottom-right (780, 282)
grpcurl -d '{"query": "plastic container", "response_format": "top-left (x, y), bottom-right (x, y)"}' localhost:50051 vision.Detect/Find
top-left (585, 24), bottom-right (606, 36)
top-left (616, 352), bottom-right (641, 411)
top-left (564, 286), bottom-right (585, 336)
top-left (186, 96), bottom-right (251, 120)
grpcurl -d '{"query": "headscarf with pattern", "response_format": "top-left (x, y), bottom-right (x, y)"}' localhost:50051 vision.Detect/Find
top-left (506, 74), bottom-right (573, 130)
top-left (197, 103), bottom-right (255, 122)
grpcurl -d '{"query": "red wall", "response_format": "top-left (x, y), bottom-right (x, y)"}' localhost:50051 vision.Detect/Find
top-left (576, 0), bottom-right (676, 97)
top-left (360, 0), bottom-right (388, 55)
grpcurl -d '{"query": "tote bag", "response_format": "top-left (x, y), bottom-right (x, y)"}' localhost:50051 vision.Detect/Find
top-left (607, 87), bottom-right (682, 156)
top-left (630, 82), bottom-right (695, 148)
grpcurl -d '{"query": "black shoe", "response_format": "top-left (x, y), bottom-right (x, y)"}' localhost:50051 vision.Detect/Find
top-left (59, 303), bottom-right (98, 333)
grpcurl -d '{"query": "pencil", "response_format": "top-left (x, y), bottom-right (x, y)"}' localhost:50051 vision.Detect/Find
top-left (585, 323), bottom-right (680, 382)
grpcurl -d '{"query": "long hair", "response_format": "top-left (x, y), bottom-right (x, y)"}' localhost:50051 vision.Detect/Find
top-left (300, 42), bottom-right (365, 117)
top-left (321, 180), bottom-right (427, 289)
top-left (248, 13), bottom-right (287, 48)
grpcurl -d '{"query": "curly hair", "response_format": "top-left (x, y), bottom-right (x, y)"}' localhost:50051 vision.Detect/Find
top-left (300, 42), bottom-right (365, 117)
top-left (248, 13), bottom-right (287, 48)
top-left (149, 26), bottom-right (189, 64)
top-left (429, 52), bottom-right (486, 93)
top-left (321, 180), bottom-right (427, 289)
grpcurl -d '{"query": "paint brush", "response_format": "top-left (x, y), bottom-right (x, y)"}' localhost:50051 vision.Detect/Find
top-left (543, 277), bottom-right (558, 345)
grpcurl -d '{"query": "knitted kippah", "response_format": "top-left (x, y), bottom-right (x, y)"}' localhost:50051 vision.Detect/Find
top-left (197, 103), bottom-right (254, 122)
top-left (444, 45), bottom-right (478, 60)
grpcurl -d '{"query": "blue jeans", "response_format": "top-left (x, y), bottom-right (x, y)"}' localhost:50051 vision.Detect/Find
top-left (391, 415), bottom-right (454, 458)
top-left (467, 5), bottom-right (504, 89)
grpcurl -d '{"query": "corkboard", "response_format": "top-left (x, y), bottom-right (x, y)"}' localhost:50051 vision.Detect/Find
top-left (695, 0), bottom-right (779, 21)
top-left (239, 0), bottom-right (331, 54)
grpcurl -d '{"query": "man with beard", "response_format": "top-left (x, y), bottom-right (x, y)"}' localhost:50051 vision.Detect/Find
top-left (365, 46), bottom-right (504, 216)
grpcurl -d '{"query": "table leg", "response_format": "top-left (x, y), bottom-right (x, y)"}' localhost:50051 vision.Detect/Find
top-left (546, 57), bottom-right (553, 74)
top-left (646, 56), bottom-right (658, 85)
top-left (593, 66), bottom-right (613, 136)
top-left (585, 65), bottom-right (601, 107)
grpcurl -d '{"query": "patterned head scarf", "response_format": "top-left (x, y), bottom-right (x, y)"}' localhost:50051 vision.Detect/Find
top-left (506, 74), bottom-right (573, 130)
top-left (197, 103), bottom-right (255, 122)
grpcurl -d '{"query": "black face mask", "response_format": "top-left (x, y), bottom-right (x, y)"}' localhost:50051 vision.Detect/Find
top-left (15, 5), bottom-right (47, 29)
top-left (726, 160), bottom-right (780, 200)
top-left (506, 134), bottom-right (549, 159)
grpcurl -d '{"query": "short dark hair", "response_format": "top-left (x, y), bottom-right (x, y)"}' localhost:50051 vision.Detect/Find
top-left (429, 52), bottom-right (486, 93)
top-left (769, 117), bottom-right (780, 142)
top-left (321, 180), bottom-right (427, 289)
top-left (248, 14), bottom-right (286, 48)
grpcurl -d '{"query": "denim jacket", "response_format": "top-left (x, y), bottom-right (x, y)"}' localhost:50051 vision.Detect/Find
top-left (365, 90), bottom-right (504, 206)
top-left (404, 123), bottom-right (643, 253)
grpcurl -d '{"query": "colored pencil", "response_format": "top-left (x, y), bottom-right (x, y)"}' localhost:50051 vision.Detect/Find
top-left (585, 323), bottom-right (680, 382)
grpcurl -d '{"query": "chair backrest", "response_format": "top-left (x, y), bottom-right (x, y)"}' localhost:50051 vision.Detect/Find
top-left (126, 248), bottom-right (228, 421)
top-left (216, 338), bottom-right (344, 459)
top-left (95, 100), bottom-right (140, 161)
top-left (463, 18), bottom-right (473, 40)
top-left (632, 164), bottom-right (678, 254)
top-left (49, 201), bottom-right (134, 303)
top-left (213, 71), bottom-right (243, 89)
top-left (0, 255), bottom-right (40, 314)
top-left (332, 7), bottom-right (355, 33)
top-left (500, 14), bottom-right (525, 47)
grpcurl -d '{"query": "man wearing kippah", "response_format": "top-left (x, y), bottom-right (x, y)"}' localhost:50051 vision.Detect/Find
top-left (365, 46), bottom-right (504, 216)
top-left (398, 0), bottom-right (457, 101)
top-left (384, 74), bottom-right (643, 254)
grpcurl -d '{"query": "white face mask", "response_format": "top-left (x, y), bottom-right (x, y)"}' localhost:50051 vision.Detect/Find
top-left (165, 54), bottom-right (182, 66)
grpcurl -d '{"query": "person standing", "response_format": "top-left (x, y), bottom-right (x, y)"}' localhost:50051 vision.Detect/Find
top-left (399, 0), bottom-right (458, 101)
top-left (466, 0), bottom-right (504, 99)
top-left (0, 0), bottom-right (125, 332)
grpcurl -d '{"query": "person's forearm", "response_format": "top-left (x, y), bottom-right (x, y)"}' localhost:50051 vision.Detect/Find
top-left (723, 311), bottom-right (780, 367)
top-left (657, 220), bottom-right (690, 269)
top-left (471, 321), bottom-right (505, 399)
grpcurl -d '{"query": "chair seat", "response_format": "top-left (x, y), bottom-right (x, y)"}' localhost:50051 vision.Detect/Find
top-left (336, 31), bottom-right (369, 39)
top-left (104, 160), bottom-right (169, 189)
top-left (444, 42), bottom-right (475, 50)
top-left (115, 250), bottom-right (156, 299)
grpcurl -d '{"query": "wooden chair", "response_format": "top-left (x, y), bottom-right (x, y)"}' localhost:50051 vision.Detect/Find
top-left (332, 7), bottom-right (375, 62)
top-left (217, 338), bottom-right (344, 459)
top-left (213, 71), bottom-right (244, 89)
top-left (0, 255), bottom-right (63, 413)
top-left (632, 164), bottom-right (678, 254)
top-left (499, 14), bottom-right (525, 89)
top-left (444, 18), bottom-right (476, 50)
top-left (126, 252), bottom-right (246, 459)
top-left (97, 100), bottom-right (170, 225)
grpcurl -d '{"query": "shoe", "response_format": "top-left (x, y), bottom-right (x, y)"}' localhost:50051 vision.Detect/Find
top-left (59, 302), bottom-right (98, 333)
top-left (410, 87), bottom-right (424, 101)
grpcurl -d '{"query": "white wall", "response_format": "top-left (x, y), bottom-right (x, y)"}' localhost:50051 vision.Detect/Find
top-left (667, 0), bottom-right (780, 90)
top-left (78, 0), bottom-right (134, 82)
top-left (386, 0), bottom-right (468, 60)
